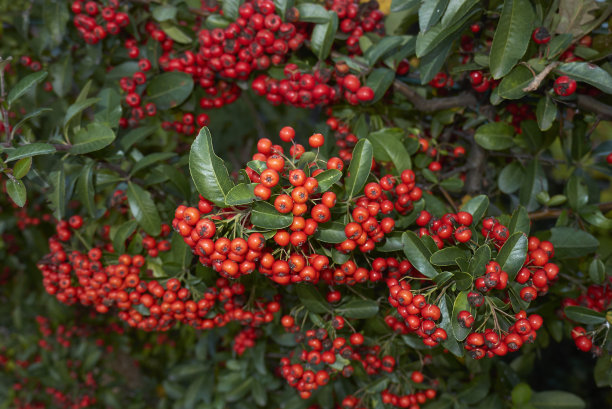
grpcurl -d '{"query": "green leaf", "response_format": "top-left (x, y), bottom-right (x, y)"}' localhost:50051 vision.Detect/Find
top-left (7, 71), bottom-right (47, 107)
top-left (50, 55), bottom-right (73, 97)
top-left (391, 0), bottom-right (420, 12)
top-left (70, 123), bottom-right (116, 154)
top-left (5, 143), bottom-right (56, 162)
top-left (519, 159), bottom-right (546, 211)
top-left (146, 71), bottom-right (194, 110)
top-left (365, 36), bottom-right (411, 66)
top-left (536, 95), bottom-right (557, 131)
top-left (419, 0), bottom-right (450, 32)
top-left (189, 127), bottom-right (235, 206)
top-left (48, 166), bottom-right (66, 219)
top-left (296, 3), bottom-right (330, 23)
top-left (489, 0), bottom-right (535, 79)
top-left (76, 161), bottom-right (96, 217)
top-left (6, 179), bottom-right (26, 207)
top-left (557, 62), bottom-right (612, 94)
top-left (43, 0), bottom-right (69, 45)
top-left (222, 0), bottom-right (242, 20)
top-left (451, 291), bottom-right (471, 341)
top-left (112, 220), bottom-right (138, 255)
top-left (497, 65), bottom-right (533, 99)
top-left (378, 232), bottom-right (403, 252)
top-left (419, 38), bottom-right (454, 84)
top-left (64, 97), bottom-right (101, 134)
top-left (225, 183), bottom-right (257, 205)
top-left (310, 12), bottom-right (338, 60)
top-left (564, 306), bottom-right (606, 325)
top-left (160, 21), bottom-right (193, 44)
top-left (314, 169), bottom-right (342, 193)
top-left (367, 128), bottom-right (412, 171)
top-left (11, 108), bottom-right (52, 137)
top-left (548, 34), bottom-right (574, 58)
top-left (588, 258), bottom-right (605, 284)
top-left (120, 125), bottom-right (158, 151)
top-left (365, 68), bottom-right (395, 104)
top-left (344, 139), bottom-right (373, 200)
top-left (94, 88), bottom-right (122, 128)
top-left (251, 201), bottom-right (293, 229)
top-left (315, 222), bottom-right (346, 243)
top-left (430, 247), bottom-right (469, 266)
top-left (509, 206), bottom-right (530, 236)
top-left (566, 175), bottom-right (588, 210)
top-left (152, 4), bottom-right (177, 21)
top-left (274, 0), bottom-right (294, 20)
top-left (130, 152), bottom-right (176, 175)
top-left (549, 227), bottom-right (599, 258)
top-left (496, 232), bottom-right (528, 280)
top-left (12, 157), bottom-right (32, 179)
top-left (498, 162), bottom-right (524, 194)
top-left (512, 383), bottom-right (533, 405)
top-left (336, 299), bottom-right (379, 319)
top-left (401, 231), bottom-right (439, 278)
top-left (126, 182), bottom-right (162, 236)
top-left (474, 122), bottom-right (515, 150)
top-left (469, 245), bottom-right (491, 278)
top-left (530, 391), bottom-right (585, 409)
top-left (295, 284), bottom-right (330, 314)
top-left (460, 195), bottom-right (489, 223)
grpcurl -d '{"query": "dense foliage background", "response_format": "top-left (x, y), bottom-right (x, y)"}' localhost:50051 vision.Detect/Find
top-left (1, 0), bottom-right (612, 408)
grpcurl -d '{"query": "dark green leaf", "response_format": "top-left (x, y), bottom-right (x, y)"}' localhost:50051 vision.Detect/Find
top-left (11, 108), bottom-right (52, 137)
top-left (64, 97), bottom-right (101, 132)
top-left (76, 161), bottom-right (96, 217)
top-left (189, 127), bottom-right (235, 206)
top-left (566, 175), bottom-right (588, 210)
top-left (112, 221), bottom-right (138, 255)
top-left (519, 159), bottom-right (546, 211)
top-left (6, 179), bottom-right (26, 207)
top-left (509, 206), bottom-right (530, 235)
top-left (588, 259), bottom-right (605, 284)
top-left (419, 0), bottom-right (450, 32)
top-left (314, 169), bottom-right (342, 193)
top-left (251, 201), bottom-right (293, 229)
top-left (549, 227), bottom-right (599, 258)
top-left (126, 182), bottom-right (162, 236)
top-left (378, 232), bottom-right (403, 252)
top-left (496, 232), bottom-right (528, 280)
top-left (296, 3), bottom-right (330, 23)
top-left (365, 68), bottom-right (395, 104)
top-left (160, 21), bottom-right (193, 44)
top-left (48, 166), bottom-right (66, 219)
top-left (120, 126), bottom-right (158, 151)
top-left (70, 123), bottom-right (116, 154)
top-left (489, 0), bottom-right (535, 79)
top-left (451, 291), bottom-right (471, 341)
top-left (391, 0), bottom-right (420, 13)
top-left (12, 157), bottom-right (32, 179)
top-left (131, 152), bottom-right (176, 175)
top-left (336, 299), bottom-right (379, 319)
top-left (94, 88), bottom-right (122, 128)
top-left (557, 62), bottom-right (612, 94)
top-left (498, 162), bottom-right (524, 194)
top-left (530, 391), bottom-right (585, 409)
top-left (7, 71), bottom-right (47, 107)
top-left (564, 306), bottom-right (606, 325)
top-left (401, 231), bottom-right (439, 278)
top-left (474, 122), bottom-right (515, 150)
top-left (536, 95), bottom-right (557, 131)
top-left (50, 55), bottom-right (73, 97)
top-left (367, 128), bottom-right (412, 171)
top-left (460, 195), bottom-right (489, 223)
top-left (365, 36), bottom-right (411, 66)
top-left (344, 139), bottom-right (373, 200)
top-left (225, 183), bottom-right (257, 205)
top-left (469, 245), bottom-right (491, 278)
top-left (310, 12), bottom-right (338, 60)
top-left (295, 284), bottom-right (330, 313)
top-left (222, 0), bottom-right (242, 20)
top-left (419, 38), bottom-right (454, 84)
top-left (315, 222), bottom-right (346, 243)
top-left (498, 65), bottom-right (533, 99)
top-left (146, 71), bottom-right (194, 110)
top-left (273, 0), bottom-right (294, 20)
top-left (430, 247), bottom-right (469, 266)
top-left (152, 4), bottom-right (177, 21)
top-left (5, 143), bottom-right (56, 162)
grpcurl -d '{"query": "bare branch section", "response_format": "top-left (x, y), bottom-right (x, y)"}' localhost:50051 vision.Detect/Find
top-left (522, 62), bottom-right (560, 92)
top-left (392, 81), bottom-right (477, 112)
top-left (576, 95), bottom-right (612, 120)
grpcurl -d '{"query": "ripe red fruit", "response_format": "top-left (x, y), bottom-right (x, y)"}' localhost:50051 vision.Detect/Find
top-left (309, 133), bottom-right (324, 148)
top-left (554, 76), bottom-right (577, 96)
top-left (356, 86), bottom-right (374, 102)
top-left (532, 27), bottom-right (551, 44)
top-left (575, 335), bottom-right (592, 352)
top-left (279, 126), bottom-right (295, 142)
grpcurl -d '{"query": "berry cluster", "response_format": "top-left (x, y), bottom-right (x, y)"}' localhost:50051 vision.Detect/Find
top-left (415, 210), bottom-right (474, 248)
top-left (70, 0), bottom-right (130, 44)
top-left (233, 326), bottom-right (261, 356)
top-left (324, 0), bottom-right (385, 56)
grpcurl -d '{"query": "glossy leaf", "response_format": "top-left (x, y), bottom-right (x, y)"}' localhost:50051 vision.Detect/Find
top-left (310, 12), bottom-right (338, 60)
top-left (296, 3), bottom-right (330, 23)
top-left (564, 306), bottom-right (606, 325)
top-left (314, 169), bottom-right (342, 193)
top-left (48, 166), bottom-right (66, 220)
top-left (498, 162), bottom-right (524, 194)
top-left (509, 206), bottom-right (530, 236)
top-left (295, 284), bottom-right (329, 313)
top-left (12, 157), bottom-right (32, 179)
top-left (430, 247), bottom-right (469, 266)
top-left (536, 95), bottom-right (557, 131)
top-left (451, 291), bottom-right (471, 341)
top-left (5, 143), bottom-right (56, 162)
top-left (557, 62), bottom-right (612, 94)
top-left (419, 0), bottom-right (450, 32)
top-left (146, 72), bottom-right (194, 110)
top-left (225, 183), bottom-right (257, 205)
top-left (489, 0), bottom-right (535, 79)
top-left (474, 122), bottom-right (515, 150)
top-left (549, 227), bottom-right (599, 258)
top-left (70, 123), bottom-right (116, 154)
top-left (7, 71), bottom-right (47, 107)
top-left (344, 139), bottom-right (373, 200)
top-left (496, 232), bottom-right (528, 280)
top-left (75, 160), bottom-right (96, 217)
top-left (367, 128), bottom-right (412, 171)
top-left (401, 231), bottom-right (439, 278)
top-left (531, 391), bottom-right (585, 409)
top-left (189, 127), bottom-right (235, 206)
top-left (365, 68), bottom-right (395, 104)
top-left (469, 245), bottom-right (491, 278)
top-left (112, 220), bottom-right (138, 255)
top-left (315, 222), bottom-right (346, 243)
top-left (94, 88), bottom-right (122, 128)
top-left (251, 201), bottom-right (293, 229)
top-left (6, 179), bottom-right (26, 207)
top-left (336, 299), bottom-right (379, 319)
top-left (126, 182), bottom-right (162, 236)
top-left (459, 195), bottom-right (489, 223)
top-left (498, 65), bottom-right (533, 99)
top-left (588, 259), bottom-right (605, 284)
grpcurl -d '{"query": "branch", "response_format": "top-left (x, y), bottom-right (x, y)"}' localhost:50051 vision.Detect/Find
top-left (576, 95), bottom-right (612, 120)
top-left (0, 56), bottom-right (13, 144)
top-left (522, 62), bottom-right (560, 92)
top-left (528, 202), bottom-right (612, 221)
top-left (329, 50), bottom-right (477, 112)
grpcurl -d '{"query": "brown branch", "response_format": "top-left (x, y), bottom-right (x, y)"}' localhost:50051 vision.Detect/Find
top-left (522, 62), bottom-right (560, 92)
top-left (0, 56), bottom-right (12, 144)
top-left (329, 50), bottom-right (477, 112)
top-left (576, 94), bottom-right (612, 120)
top-left (528, 202), bottom-right (612, 221)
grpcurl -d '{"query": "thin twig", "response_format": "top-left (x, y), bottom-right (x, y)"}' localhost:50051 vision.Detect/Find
top-left (522, 62), bottom-right (560, 92)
